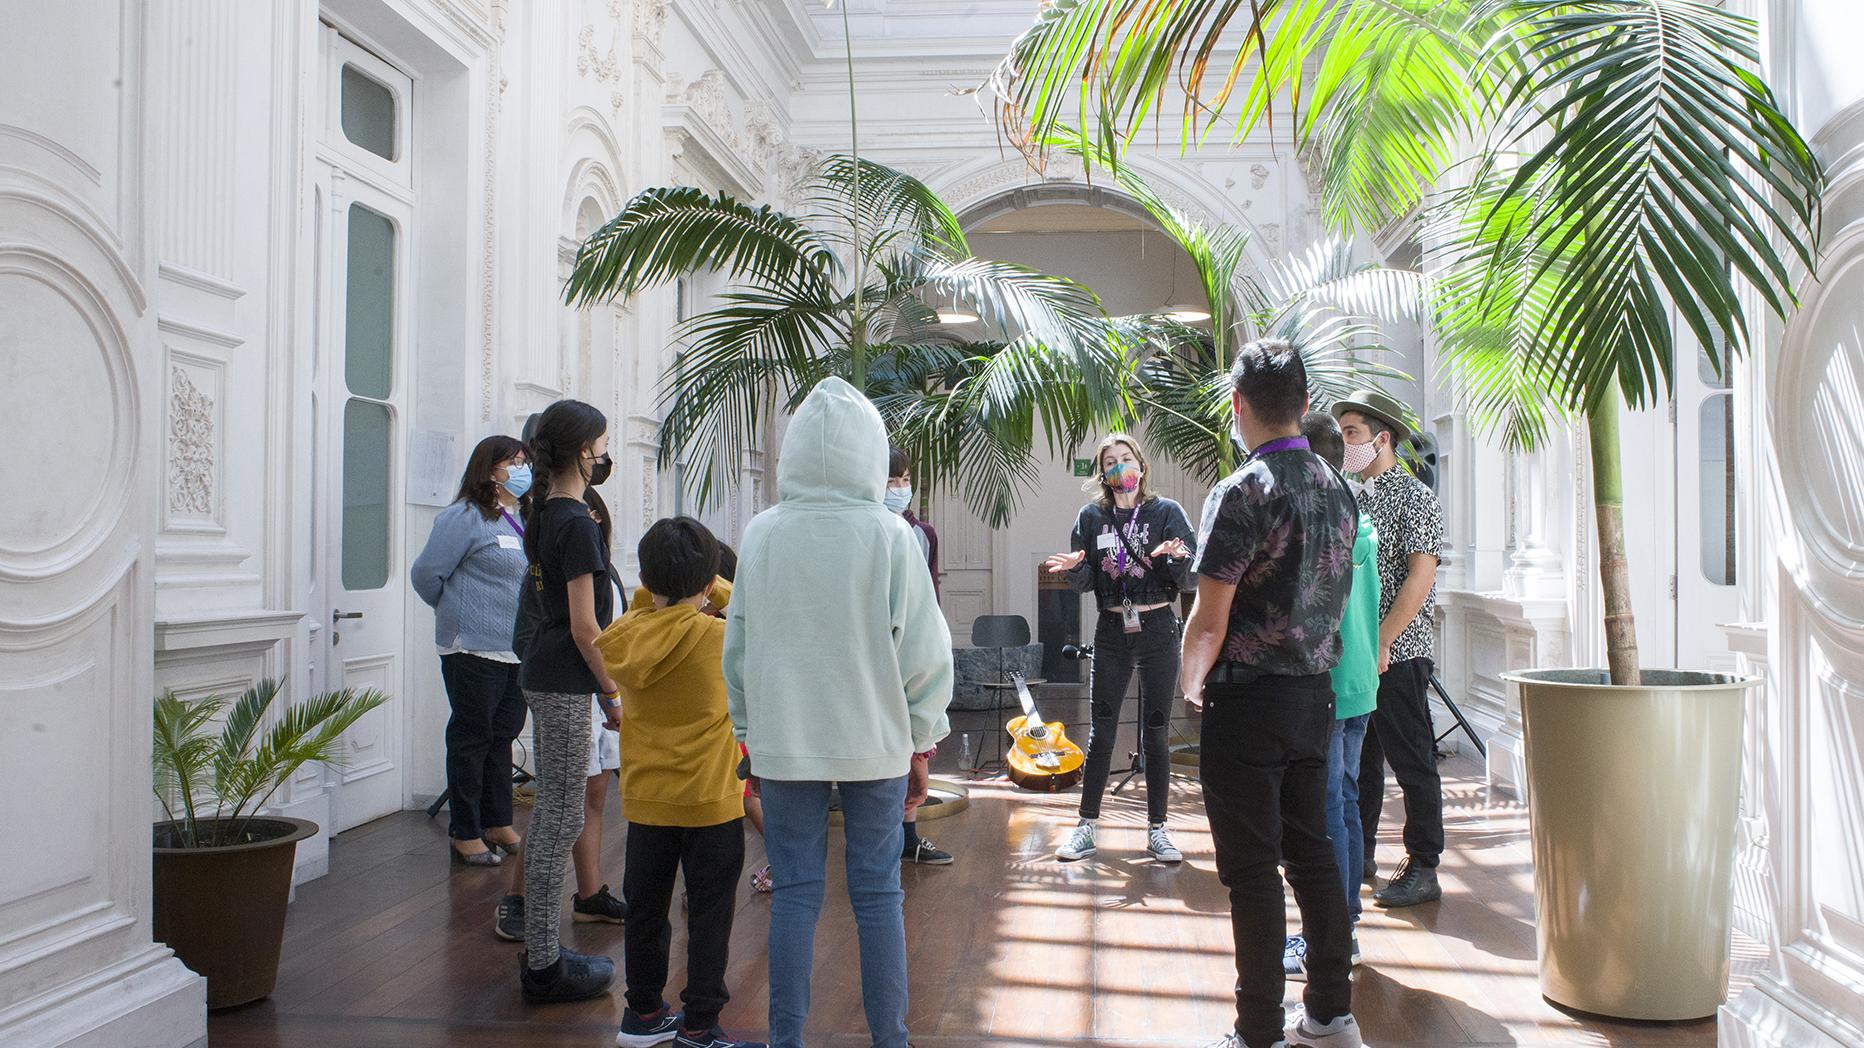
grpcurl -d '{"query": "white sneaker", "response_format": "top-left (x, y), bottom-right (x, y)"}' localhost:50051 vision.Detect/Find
top-left (1057, 820), bottom-right (1097, 861)
top-left (1283, 1006), bottom-right (1363, 1047)
top-left (1146, 822), bottom-right (1182, 863)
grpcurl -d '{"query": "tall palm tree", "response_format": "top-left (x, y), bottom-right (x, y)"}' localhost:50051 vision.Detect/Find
top-left (992, 0), bottom-right (1824, 683)
top-left (564, 155), bottom-right (1133, 527)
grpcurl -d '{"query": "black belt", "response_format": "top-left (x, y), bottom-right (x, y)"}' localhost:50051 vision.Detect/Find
top-left (1205, 663), bottom-right (1330, 686)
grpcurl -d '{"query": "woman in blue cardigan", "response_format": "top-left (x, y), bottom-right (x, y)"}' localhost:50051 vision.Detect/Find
top-left (412, 434), bottom-right (533, 866)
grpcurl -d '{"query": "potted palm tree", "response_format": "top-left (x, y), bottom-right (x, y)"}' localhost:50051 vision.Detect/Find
top-left (991, 0), bottom-right (1822, 1021)
top-left (152, 679), bottom-right (385, 1008)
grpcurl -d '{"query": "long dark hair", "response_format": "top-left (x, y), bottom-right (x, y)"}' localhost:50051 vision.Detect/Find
top-left (522, 400), bottom-right (610, 564)
top-left (454, 434), bottom-right (526, 521)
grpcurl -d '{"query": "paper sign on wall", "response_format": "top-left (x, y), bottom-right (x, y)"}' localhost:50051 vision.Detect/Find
top-left (408, 430), bottom-right (458, 507)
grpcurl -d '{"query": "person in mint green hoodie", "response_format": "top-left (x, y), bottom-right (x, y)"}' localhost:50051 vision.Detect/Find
top-left (723, 376), bottom-right (953, 1048)
top-left (1284, 411), bottom-right (1381, 981)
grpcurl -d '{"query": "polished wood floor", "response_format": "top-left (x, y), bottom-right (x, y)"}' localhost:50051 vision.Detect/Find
top-left (210, 703), bottom-right (1751, 1047)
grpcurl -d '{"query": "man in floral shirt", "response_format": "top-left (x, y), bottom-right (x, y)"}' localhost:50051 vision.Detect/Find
top-left (1181, 340), bottom-right (1364, 1048)
top-left (1333, 389), bottom-right (1447, 910)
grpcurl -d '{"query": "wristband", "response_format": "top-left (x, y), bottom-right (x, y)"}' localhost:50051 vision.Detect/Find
top-left (912, 745), bottom-right (937, 761)
top-left (600, 695), bottom-right (620, 709)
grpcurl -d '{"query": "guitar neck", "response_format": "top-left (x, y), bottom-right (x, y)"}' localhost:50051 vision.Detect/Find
top-left (1009, 672), bottom-right (1040, 721)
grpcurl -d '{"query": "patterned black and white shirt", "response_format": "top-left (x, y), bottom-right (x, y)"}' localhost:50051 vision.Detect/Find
top-left (1360, 465), bottom-right (1445, 664)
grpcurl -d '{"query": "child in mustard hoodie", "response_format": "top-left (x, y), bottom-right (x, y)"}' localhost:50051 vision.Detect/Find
top-left (596, 518), bottom-right (765, 1048)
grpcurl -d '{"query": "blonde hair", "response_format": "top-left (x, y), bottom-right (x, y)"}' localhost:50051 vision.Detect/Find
top-left (1084, 433), bottom-right (1155, 511)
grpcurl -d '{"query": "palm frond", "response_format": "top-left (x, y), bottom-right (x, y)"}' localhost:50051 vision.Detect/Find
top-left (212, 678), bottom-right (280, 803)
top-left (565, 187), bottom-right (835, 308)
top-left (811, 155), bottom-right (969, 255)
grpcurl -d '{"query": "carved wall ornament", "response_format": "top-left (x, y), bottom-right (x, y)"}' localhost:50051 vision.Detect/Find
top-left (778, 146), bottom-right (823, 211)
top-left (744, 101), bottom-right (783, 171)
top-left (168, 367), bottom-right (215, 517)
top-left (1249, 163), bottom-right (1272, 191)
top-left (633, 0), bottom-right (670, 54)
top-left (1260, 222), bottom-right (1282, 254)
top-left (1296, 144), bottom-right (1326, 206)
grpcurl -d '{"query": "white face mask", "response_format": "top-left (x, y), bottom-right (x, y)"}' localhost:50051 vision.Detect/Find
top-left (1342, 437), bottom-right (1380, 474)
top-left (883, 486), bottom-right (912, 514)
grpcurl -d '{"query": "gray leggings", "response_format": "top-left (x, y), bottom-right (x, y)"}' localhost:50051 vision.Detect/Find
top-left (520, 690), bottom-right (593, 969)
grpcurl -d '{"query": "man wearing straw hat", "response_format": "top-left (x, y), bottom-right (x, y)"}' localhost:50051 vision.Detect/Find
top-left (1332, 389), bottom-right (1447, 910)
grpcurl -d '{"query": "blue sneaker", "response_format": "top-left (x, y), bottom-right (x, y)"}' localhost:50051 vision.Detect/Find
top-left (615, 1004), bottom-right (682, 1047)
top-left (674, 1027), bottom-right (768, 1048)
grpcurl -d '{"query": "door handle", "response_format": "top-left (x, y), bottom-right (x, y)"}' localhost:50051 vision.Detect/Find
top-left (333, 609), bottom-right (364, 623)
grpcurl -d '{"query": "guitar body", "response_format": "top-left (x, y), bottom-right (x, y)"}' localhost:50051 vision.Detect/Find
top-left (1005, 713), bottom-right (1085, 793)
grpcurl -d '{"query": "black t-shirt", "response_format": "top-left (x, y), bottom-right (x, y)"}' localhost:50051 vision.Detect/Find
top-left (517, 496), bottom-right (614, 694)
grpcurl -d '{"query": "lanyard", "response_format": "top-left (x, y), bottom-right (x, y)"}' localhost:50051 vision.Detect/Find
top-left (500, 509), bottom-right (525, 538)
top-left (1251, 435), bottom-right (1310, 457)
top-left (1113, 507), bottom-right (1144, 576)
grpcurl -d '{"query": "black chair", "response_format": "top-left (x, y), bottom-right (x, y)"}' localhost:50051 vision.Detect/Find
top-left (971, 615), bottom-right (1047, 772)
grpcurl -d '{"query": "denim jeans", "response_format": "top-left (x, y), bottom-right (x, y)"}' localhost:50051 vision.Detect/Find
top-left (1200, 675), bottom-right (1352, 1048)
top-left (761, 776), bottom-right (910, 1048)
top-left (1327, 714), bottom-right (1370, 922)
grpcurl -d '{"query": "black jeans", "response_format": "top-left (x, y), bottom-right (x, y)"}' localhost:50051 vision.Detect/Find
top-left (623, 818), bottom-right (746, 1031)
top-left (439, 653), bottom-right (527, 840)
top-left (1200, 675), bottom-right (1352, 1048)
top-left (1359, 656), bottom-right (1443, 867)
top-left (1077, 606), bottom-right (1179, 823)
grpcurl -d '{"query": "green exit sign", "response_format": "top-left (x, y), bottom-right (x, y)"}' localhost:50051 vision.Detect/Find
top-left (1073, 458), bottom-right (1093, 477)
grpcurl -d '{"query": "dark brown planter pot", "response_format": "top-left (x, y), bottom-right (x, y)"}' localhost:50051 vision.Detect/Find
top-left (152, 816), bottom-right (317, 1010)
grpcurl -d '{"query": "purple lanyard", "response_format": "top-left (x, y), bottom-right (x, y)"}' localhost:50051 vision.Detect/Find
top-left (1251, 435), bottom-right (1310, 457)
top-left (500, 509), bottom-right (525, 538)
top-left (1113, 509), bottom-right (1143, 576)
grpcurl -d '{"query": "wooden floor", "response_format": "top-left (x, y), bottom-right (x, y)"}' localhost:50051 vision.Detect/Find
top-left (210, 704), bottom-right (1753, 1047)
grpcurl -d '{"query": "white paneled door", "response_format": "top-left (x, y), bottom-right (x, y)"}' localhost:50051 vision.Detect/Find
top-left (311, 28), bottom-right (414, 832)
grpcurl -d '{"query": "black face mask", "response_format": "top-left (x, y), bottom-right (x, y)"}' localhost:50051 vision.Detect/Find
top-left (586, 453), bottom-right (613, 486)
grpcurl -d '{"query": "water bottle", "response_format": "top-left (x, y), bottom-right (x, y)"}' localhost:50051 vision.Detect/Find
top-left (957, 732), bottom-right (976, 776)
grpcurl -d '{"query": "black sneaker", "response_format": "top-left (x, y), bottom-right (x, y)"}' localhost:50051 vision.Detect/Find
top-left (615, 1002), bottom-right (683, 1047)
top-left (494, 893), bottom-right (524, 942)
top-left (1362, 857), bottom-right (1377, 884)
top-left (673, 1026), bottom-right (767, 1048)
top-left (903, 833), bottom-right (954, 865)
top-left (1372, 857), bottom-right (1442, 908)
top-left (573, 884), bottom-right (627, 923)
top-left (518, 948), bottom-right (614, 1003)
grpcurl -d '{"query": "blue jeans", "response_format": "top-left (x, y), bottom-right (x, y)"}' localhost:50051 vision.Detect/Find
top-left (1328, 714), bottom-right (1371, 923)
top-left (761, 777), bottom-right (910, 1048)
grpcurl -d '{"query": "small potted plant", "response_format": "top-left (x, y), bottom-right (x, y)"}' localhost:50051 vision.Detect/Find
top-left (151, 679), bottom-right (385, 1009)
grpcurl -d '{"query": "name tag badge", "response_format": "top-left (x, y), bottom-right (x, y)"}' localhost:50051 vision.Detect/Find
top-left (1122, 602), bottom-right (1143, 634)
top-left (497, 534), bottom-right (522, 550)
top-left (1096, 533), bottom-right (1118, 551)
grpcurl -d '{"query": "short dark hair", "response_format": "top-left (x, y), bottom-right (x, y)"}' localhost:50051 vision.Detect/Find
top-left (638, 517), bottom-right (720, 602)
top-left (1339, 409), bottom-right (1395, 443)
top-left (716, 542), bottom-right (738, 583)
top-left (1229, 339), bottom-right (1308, 427)
top-left (887, 445), bottom-right (910, 479)
top-left (1301, 411), bottom-right (1344, 470)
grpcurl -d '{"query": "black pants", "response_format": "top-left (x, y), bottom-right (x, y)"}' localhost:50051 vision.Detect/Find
top-left (1077, 606), bottom-right (1179, 823)
top-left (1200, 675), bottom-right (1352, 1048)
top-left (623, 818), bottom-right (746, 1031)
top-left (439, 653), bottom-right (527, 840)
top-left (1359, 656), bottom-right (1443, 867)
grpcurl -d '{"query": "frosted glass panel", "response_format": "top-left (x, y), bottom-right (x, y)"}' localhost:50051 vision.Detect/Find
top-left (342, 399), bottom-right (392, 590)
top-left (340, 64), bottom-right (397, 160)
top-left (1698, 393), bottom-right (1735, 586)
top-left (344, 204), bottom-right (394, 399)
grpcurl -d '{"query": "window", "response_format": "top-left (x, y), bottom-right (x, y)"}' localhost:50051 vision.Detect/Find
top-left (341, 399), bottom-right (392, 590)
top-left (1697, 339), bottom-right (1735, 585)
top-left (340, 64), bottom-right (398, 161)
top-left (344, 204), bottom-right (395, 399)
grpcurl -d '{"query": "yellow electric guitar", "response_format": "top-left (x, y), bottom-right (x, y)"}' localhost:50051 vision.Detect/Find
top-left (1004, 671), bottom-right (1085, 792)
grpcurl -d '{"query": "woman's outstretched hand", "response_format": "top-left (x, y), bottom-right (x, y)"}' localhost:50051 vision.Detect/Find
top-left (1043, 550), bottom-right (1086, 574)
top-left (1151, 538), bottom-right (1190, 560)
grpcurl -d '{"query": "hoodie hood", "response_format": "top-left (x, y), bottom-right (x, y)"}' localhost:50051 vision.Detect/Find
top-left (1352, 511), bottom-right (1377, 568)
top-left (601, 603), bottom-right (717, 691)
top-left (778, 376), bottom-right (888, 506)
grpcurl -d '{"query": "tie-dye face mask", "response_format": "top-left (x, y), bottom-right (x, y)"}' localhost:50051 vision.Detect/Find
top-left (1105, 462), bottom-right (1142, 493)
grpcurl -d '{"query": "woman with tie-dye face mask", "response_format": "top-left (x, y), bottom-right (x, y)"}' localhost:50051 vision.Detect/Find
top-left (1042, 433), bottom-right (1197, 864)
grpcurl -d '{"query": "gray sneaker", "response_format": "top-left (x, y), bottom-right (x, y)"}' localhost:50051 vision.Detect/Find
top-left (1057, 821), bottom-right (1097, 861)
top-left (1146, 822), bottom-right (1182, 863)
top-left (1283, 1007), bottom-right (1363, 1047)
top-left (1372, 857), bottom-right (1442, 908)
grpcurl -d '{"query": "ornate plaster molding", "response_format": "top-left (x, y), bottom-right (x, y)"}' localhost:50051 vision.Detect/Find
top-left (167, 366), bottom-right (214, 518)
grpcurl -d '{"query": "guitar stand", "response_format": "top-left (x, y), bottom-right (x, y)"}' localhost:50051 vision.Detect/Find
top-left (1429, 673), bottom-right (1487, 760)
top-left (425, 766), bottom-right (535, 819)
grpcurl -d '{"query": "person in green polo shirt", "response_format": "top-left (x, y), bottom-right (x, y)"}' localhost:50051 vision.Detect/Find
top-left (1283, 412), bottom-right (1381, 980)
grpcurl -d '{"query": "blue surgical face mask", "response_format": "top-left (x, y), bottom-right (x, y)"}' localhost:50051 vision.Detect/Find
top-left (883, 486), bottom-right (912, 514)
top-left (501, 462), bottom-right (533, 499)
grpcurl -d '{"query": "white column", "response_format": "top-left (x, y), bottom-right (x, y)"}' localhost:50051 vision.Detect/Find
top-left (0, 3), bottom-right (207, 1044)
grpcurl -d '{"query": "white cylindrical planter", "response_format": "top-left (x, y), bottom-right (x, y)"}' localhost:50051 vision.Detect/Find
top-left (1506, 668), bottom-right (1759, 1021)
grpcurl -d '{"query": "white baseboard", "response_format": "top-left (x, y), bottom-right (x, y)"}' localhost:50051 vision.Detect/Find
top-left (0, 946), bottom-right (204, 1048)
top-left (1721, 982), bottom-right (1864, 1047)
